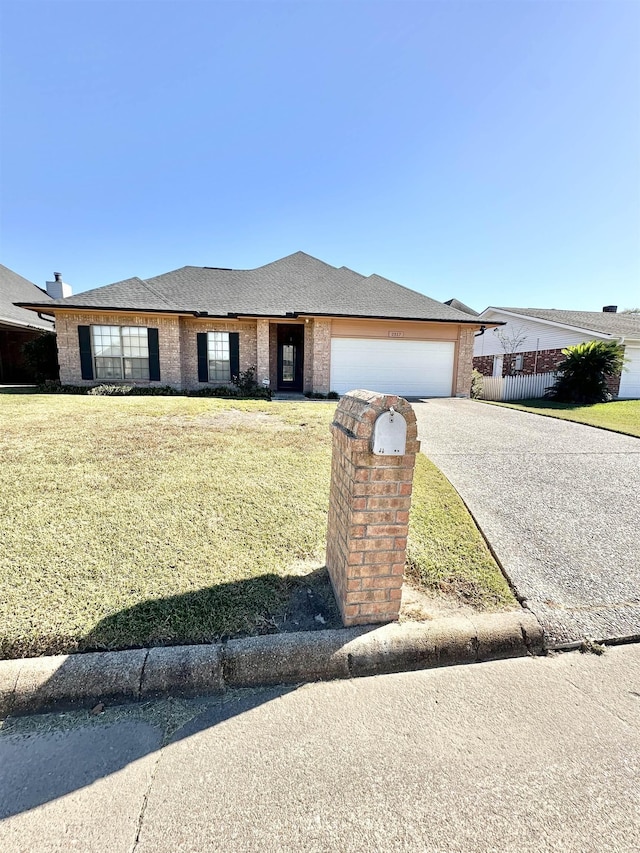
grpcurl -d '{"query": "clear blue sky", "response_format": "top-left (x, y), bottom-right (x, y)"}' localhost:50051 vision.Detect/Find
top-left (1, 0), bottom-right (639, 311)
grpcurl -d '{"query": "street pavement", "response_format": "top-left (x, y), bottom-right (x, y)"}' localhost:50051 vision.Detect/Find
top-left (1, 645), bottom-right (639, 852)
top-left (414, 398), bottom-right (640, 646)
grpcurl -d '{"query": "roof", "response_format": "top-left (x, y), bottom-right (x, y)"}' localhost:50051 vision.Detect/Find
top-left (483, 306), bottom-right (640, 339)
top-left (17, 252), bottom-right (482, 324)
top-left (444, 298), bottom-right (479, 316)
top-left (0, 264), bottom-right (54, 331)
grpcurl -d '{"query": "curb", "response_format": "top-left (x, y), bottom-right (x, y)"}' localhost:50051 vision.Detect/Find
top-left (0, 610), bottom-right (544, 718)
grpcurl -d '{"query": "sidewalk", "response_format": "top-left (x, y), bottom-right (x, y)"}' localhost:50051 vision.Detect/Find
top-left (2, 644), bottom-right (639, 852)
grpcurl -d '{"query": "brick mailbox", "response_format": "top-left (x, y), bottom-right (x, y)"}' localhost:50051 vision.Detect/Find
top-left (326, 390), bottom-right (420, 626)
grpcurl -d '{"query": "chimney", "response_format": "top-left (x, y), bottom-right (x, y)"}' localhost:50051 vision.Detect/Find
top-left (46, 272), bottom-right (73, 299)
top-left (602, 305), bottom-right (617, 313)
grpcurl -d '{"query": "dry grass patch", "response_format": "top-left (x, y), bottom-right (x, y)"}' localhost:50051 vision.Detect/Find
top-left (1, 394), bottom-right (516, 658)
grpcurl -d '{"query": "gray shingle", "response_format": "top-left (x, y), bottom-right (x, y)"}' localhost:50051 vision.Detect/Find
top-left (0, 264), bottom-right (53, 331)
top-left (17, 252), bottom-right (481, 324)
top-left (493, 307), bottom-right (640, 338)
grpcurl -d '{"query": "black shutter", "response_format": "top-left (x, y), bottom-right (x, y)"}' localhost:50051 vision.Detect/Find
top-left (147, 328), bottom-right (160, 381)
top-left (229, 332), bottom-right (240, 380)
top-left (78, 326), bottom-right (94, 380)
top-left (197, 333), bottom-right (208, 382)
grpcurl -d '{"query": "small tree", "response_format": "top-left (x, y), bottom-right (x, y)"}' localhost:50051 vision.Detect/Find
top-left (545, 340), bottom-right (625, 404)
top-left (493, 325), bottom-right (528, 375)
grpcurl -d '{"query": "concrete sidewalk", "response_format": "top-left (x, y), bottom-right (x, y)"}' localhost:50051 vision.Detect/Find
top-left (414, 398), bottom-right (640, 647)
top-left (1, 644), bottom-right (639, 852)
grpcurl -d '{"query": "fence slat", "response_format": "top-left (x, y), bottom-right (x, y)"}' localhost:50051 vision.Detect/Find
top-left (480, 372), bottom-right (557, 402)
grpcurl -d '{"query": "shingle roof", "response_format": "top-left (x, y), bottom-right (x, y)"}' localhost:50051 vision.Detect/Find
top-left (17, 252), bottom-right (481, 324)
top-left (0, 264), bottom-right (53, 331)
top-left (444, 298), bottom-right (479, 316)
top-left (488, 307), bottom-right (640, 338)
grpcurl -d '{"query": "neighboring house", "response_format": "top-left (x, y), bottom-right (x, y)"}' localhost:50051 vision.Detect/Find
top-left (17, 252), bottom-right (488, 397)
top-left (474, 306), bottom-right (640, 399)
top-left (0, 264), bottom-right (55, 383)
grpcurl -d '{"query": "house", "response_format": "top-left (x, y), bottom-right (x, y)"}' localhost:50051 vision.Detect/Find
top-left (473, 306), bottom-right (640, 399)
top-left (0, 264), bottom-right (56, 383)
top-left (16, 252), bottom-right (488, 397)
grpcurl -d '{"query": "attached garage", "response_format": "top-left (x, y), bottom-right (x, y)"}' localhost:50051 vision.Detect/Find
top-left (619, 345), bottom-right (640, 399)
top-left (330, 338), bottom-right (456, 397)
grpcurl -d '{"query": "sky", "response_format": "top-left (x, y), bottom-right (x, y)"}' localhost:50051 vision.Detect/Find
top-left (1, 0), bottom-right (639, 311)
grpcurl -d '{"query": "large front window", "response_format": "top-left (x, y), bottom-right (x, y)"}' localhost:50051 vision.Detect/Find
top-left (92, 325), bottom-right (150, 380)
top-left (207, 331), bottom-right (230, 381)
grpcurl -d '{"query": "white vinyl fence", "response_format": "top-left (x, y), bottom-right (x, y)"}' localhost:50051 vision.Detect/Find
top-left (480, 371), bottom-right (558, 402)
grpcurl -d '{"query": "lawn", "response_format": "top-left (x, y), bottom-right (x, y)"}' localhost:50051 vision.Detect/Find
top-left (0, 394), bottom-right (515, 658)
top-left (482, 398), bottom-right (640, 438)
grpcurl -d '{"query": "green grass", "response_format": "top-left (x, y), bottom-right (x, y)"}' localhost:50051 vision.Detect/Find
top-left (481, 398), bottom-right (640, 438)
top-left (0, 394), bottom-right (515, 658)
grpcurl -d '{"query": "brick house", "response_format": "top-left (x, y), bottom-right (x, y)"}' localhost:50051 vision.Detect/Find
top-left (0, 264), bottom-right (55, 383)
top-left (473, 306), bottom-right (640, 399)
top-left (18, 252), bottom-right (487, 397)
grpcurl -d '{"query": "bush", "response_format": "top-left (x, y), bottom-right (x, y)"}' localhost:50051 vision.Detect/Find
top-left (88, 384), bottom-right (133, 396)
top-left (546, 341), bottom-right (625, 404)
top-left (230, 366), bottom-right (271, 399)
top-left (327, 391), bottom-right (340, 400)
top-left (36, 381), bottom-right (89, 394)
top-left (470, 369), bottom-right (484, 400)
top-left (22, 333), bottom-right (59, 382)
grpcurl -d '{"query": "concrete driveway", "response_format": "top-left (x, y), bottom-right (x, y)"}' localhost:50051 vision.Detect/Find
top-left (414, 398), bottom-right (640, 647)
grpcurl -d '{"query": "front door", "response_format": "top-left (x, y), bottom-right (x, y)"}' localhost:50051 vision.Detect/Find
top-left (277, 324), bottom-right (304, 391)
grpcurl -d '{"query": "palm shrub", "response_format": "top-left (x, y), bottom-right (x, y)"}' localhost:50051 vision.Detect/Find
top-left (546, 340), bottom-right (625, 403)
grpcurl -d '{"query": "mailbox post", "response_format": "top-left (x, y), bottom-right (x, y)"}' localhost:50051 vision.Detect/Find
top-left (326, 390), bottom-right (420, 626)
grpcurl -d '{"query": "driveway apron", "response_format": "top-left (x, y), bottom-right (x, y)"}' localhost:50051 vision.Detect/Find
top-left (414, 399), bottom-right (640, 647)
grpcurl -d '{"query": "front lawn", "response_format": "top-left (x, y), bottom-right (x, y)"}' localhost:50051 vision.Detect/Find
top-left (482, 398), bottom-right (640, 438)
top-left (0, 394), bottom-right (515, 658)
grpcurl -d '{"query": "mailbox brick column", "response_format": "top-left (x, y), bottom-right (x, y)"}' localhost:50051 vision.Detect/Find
top-left (326, 390), bottom-right (420, 626)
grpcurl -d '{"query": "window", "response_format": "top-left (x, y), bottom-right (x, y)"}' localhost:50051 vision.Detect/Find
top-left (91, 325), bottom-right (150, 380)
top-left (514, 353), bottom-right (524, 371)
top-left (207, 331), bottom-right (230, 381)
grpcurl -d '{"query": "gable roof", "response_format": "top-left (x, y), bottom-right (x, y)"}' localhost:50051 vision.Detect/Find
top-left (482, 306), bottom-right (640, 339)
top-left (0, 264), bottom-right (54, 331)
top-left (444, 298), bottom-right (479, 316)
top-left (17, 252), bottom-right (481, 324)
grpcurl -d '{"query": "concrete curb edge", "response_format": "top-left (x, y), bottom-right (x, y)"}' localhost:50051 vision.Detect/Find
top-left (0, 610), bottom-right (544, 718)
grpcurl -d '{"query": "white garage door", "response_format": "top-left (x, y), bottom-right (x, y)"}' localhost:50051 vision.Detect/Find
top-left (619, 345), bottom-right (640, 399)
top-left (330, 338), bottom-right (455, 397)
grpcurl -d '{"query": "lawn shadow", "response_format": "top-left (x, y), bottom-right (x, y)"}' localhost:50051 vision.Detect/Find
top-left (0, 568), bottom-right (351, 821)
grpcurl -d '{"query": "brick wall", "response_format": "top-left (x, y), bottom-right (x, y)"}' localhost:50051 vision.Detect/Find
top-left (255, 319), bottom-right (270, 387)
top-left (312, 319), bottom-right (332, 394)
top-left (55, 311), bottom-right (183, 387)
top-left (454, 327), bottom-right (475, 396)
top-left (303, 320), bottom-right (314, 393)
top-left (326, 390), bottom-right (419, 626)
top-left (473, 354), bottom-right (494, 377)
top-left (179, 317), bottom-right (257, 390)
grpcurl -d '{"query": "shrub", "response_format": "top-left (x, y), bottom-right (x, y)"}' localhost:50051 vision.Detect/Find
top-left (230, 366), bottom-right (271, 400)
top-left (88, 384), bottom-right (133, 396)
top-left (545, 341), bottom-right (625, 404)
top-left (22, 332), bottom-right (59, 382)
top-left (36, 381), bottom-right (89, 394)
top-left (470, 369), bottom-right (484, 400)
top-left (327, 391), bottom-right (340, 400)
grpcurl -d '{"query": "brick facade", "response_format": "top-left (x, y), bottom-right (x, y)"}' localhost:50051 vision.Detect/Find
top-left (455, 327), bottom-right (475, 396)
top-left (326, 391), bottom-right (419, 627)
top-left (54, 311), bottom-right (478, 396)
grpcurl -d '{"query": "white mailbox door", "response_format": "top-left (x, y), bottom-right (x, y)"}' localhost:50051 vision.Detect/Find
top-left (371, 410), bottom-right (407, 456)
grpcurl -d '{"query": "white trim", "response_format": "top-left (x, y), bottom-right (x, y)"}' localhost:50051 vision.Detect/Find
top-left (479, 308), bottom-right (615, 339)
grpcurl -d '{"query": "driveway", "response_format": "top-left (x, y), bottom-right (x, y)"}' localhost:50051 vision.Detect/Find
top-left (414, 398), bottom-right (640, 647)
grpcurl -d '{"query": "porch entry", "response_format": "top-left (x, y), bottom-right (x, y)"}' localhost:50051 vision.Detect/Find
top-left (277, 324), bottom-right (304, 391)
